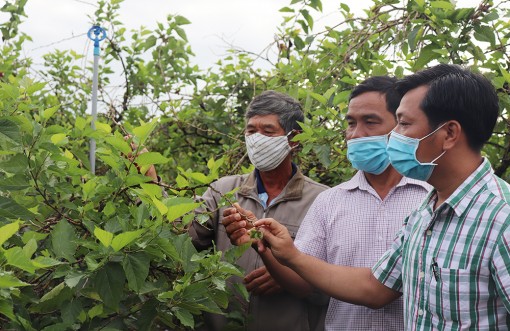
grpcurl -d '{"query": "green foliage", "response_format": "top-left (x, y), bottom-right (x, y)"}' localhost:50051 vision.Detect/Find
top-left (0, 75), bottom-right (243, 329)
top-left (2, 0), bottom-right (510, 329)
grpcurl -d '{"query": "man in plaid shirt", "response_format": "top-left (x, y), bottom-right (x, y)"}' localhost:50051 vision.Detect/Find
top-left (247, 64), bottom-right (510, 330)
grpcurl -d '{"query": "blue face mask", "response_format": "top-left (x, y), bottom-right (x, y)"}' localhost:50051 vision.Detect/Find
top-left (386, 124), bottom-right (446, 181)
top-left (347, 134), bottom-right (390, 175)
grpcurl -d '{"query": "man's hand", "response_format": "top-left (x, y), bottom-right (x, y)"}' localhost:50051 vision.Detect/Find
top-left (243, 266), bottom-right (282, 296)
top-left (254, 218), bottom-right (301, 265)
top-left (124, 135), bottom-right (158, 180)
top-left (222, 203), bottom-right (258, 246)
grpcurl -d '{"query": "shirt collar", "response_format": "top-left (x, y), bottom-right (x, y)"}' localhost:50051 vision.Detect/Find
top-left (255, 163), bottom-right (297, 194)
top-left (420, 158), bottom-right (494, 217)
top-left (339, 170), bottom-right (432, 192)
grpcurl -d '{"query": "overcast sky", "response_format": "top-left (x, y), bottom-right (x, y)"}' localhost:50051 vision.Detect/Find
top-left (9, 0), bottom-right (482, 70)
top-left (16, 0), bottom-right (364, 70)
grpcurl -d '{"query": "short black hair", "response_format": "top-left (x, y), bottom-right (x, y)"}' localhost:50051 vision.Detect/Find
top-left (396, 64), bottom-right (499, 151)
top-left (245, 91), bottom-right (304, 133)
top-left (349, 76), bottom-right (401, 115)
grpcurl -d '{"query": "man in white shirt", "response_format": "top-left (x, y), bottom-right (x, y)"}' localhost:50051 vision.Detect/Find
top-left (223, 76), bottom-right (431, 330)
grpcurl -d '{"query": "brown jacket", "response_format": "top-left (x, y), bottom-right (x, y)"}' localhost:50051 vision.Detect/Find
top-left (189, 168), bottom-right (329, 331)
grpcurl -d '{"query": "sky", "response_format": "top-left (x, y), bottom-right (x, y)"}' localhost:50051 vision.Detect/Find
top-left (15, 0), bottom-right (363, 70)
top-left (11, 0), bottom-right (483, 70)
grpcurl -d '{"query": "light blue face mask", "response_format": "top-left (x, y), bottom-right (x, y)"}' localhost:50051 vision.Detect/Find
top-left (347, 134), bottom-right (390, 175)
top-left (386, 123), bottom-right (446, 181)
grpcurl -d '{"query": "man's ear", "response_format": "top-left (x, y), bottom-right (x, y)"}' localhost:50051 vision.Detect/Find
top-left (442, 120), bottom-right (462, 150)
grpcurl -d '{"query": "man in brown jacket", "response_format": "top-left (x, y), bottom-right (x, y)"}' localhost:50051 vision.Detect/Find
top-left (189, 90), bottom-right (329, 331)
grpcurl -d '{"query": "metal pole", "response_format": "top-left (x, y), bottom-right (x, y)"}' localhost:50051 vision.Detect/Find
top-left (87, 25), bottom-right (106, 174)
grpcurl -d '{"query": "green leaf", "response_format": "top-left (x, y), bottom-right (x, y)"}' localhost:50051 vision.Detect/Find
top-left (94, 121), bottom-right (112, 134)
top-left (51, 220), bottom-right (77, 262)
top-left (293, 36), bottom-right (305, 50)
top-left (42, 105), bottom-right (59, 120)
top-left (105, 135), bottom-right (132, 155)
top-left (23, 238), bottom-right (37, 258)
top-left (0, 154), bottom-right (29, 174)
top-left (151, 196), bottom-right (169, 215)
top-left (174, 308), bottom-right (194, 328)
top-left (134, 152), bottom-right (169, 166)
top-left (413, 44), bottom-right (440, 70)
top-left (430, 0), bottom-right (454, 10)
top-left (22, 231), bottom-right (47, 244)
top-left (279, 6), bottom-right (294, 13)
top-left (41, 323), bottom-right (73, 331)
top-left (166, 197), bottom-right (202, 222)
top-left (111, 229), bottom-right (145, 251)
top-left (499, 66), bottom-right (510, 85)
top-left (474, 25), bottom-right (495, 45)
top-left (0, 220), bottom-right (20, 246)
top-left (5, 247), bottom-right (36, 273)
top-left (174, 15), bottom-right (191, 25)
top-left (32, 256), bottom-right (63, 269)
top-left (50, 133), bottom-right (68, 145)
top-left (75, 117), bottom-right (87, 131)
top-left (0, 119), bottom-right (21, 146)
top-left (0, 273), bottom-right (30, 288)
top-left (184, 172), bottom-right (210, 184)
top-left (309, 92), bottom-right (327, 105)
top-left (61, 299), bottom-right (83, 324)
top-left (40, 282), bottom-right (65, 302)
top-left (0, 299), bottom-right (15, 321)
top-left (88, 304), bottom-right (103, 319)
top-left (94, 227), bottom-right (114, 248)
top-left (136, 299), bottom-right (158, 331)
top-left (64, 271), bottom-right (86, 288)
top-left (132, 119), bottom-right (158, 145)
top-left (0, 174), bottom-right (30, 190)
top-left (122, 252), bottom-right (150, 292)
top-left (94, 263), bottom-right (125, 310)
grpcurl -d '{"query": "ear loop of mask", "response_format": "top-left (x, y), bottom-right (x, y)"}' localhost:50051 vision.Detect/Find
top-left (419, 122), bottom-right (448, 164)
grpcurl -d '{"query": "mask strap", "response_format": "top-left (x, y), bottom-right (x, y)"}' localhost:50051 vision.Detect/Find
top-left (286, 130), bottom-right (298, 150)
top-left (430, 150), bottom-right (446, 164)
top-left (419, 122), bottom-right (447, 141)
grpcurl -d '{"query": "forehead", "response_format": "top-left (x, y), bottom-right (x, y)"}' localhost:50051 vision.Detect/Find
top-left (396, 85), bottom-right (429, 118)
top-left (246, 114), bottom-right (282, 128)
top-left (347, 91), bottom-right (391, 117)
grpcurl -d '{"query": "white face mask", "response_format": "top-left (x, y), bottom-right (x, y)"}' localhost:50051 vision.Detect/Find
top-left (245, 132), bottom-right (292, 171)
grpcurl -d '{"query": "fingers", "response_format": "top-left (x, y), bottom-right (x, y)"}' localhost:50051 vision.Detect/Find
top-left (232, 203), bottom-right (257, 223)
top-left (221, 208), bottom-right (243, 227)
top-left (244, 266), bottom-right (282, 296)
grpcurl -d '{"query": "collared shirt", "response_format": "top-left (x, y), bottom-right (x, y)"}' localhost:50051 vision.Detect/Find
top-left (255, 164), bottom-right (298, 208)
top-left (373, 158), bottom-right (510, 331)
top-left (295, 171), bottom-right (431, 331)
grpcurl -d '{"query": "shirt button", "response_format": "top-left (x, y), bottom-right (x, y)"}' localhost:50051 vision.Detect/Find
top-left (418, 309), bottom-right (424, 316)
top-left (426, 230), bottom-right (432, 236)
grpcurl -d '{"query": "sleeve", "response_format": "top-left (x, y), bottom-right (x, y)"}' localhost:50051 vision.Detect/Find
top-left (187, 184), bottom-right (221, 251)
top-left (491, 223), bottom-right (510, 313)
top-left (294, 191), bottom-right (328, 262)
top-left (371, 215), bottom-right (410, 292)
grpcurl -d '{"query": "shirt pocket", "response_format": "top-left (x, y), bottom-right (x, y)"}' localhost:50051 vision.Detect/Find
top-left (427, 267), bottom-right (491, 323)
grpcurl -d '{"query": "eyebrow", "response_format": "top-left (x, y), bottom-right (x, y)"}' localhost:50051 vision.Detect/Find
top-left (345, 113), bottom-right (384, 121)
top-left (246, 123), bottom-right (279, 130)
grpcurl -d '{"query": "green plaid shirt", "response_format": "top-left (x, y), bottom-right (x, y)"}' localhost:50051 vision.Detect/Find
top-left (373, 158), bottom-right (510, 330)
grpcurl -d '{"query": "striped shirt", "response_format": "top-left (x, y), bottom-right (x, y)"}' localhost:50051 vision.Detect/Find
top-left (295, 171), bottom-right (431, 331)
top-left (373, 158), bottom-right (510, 330)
